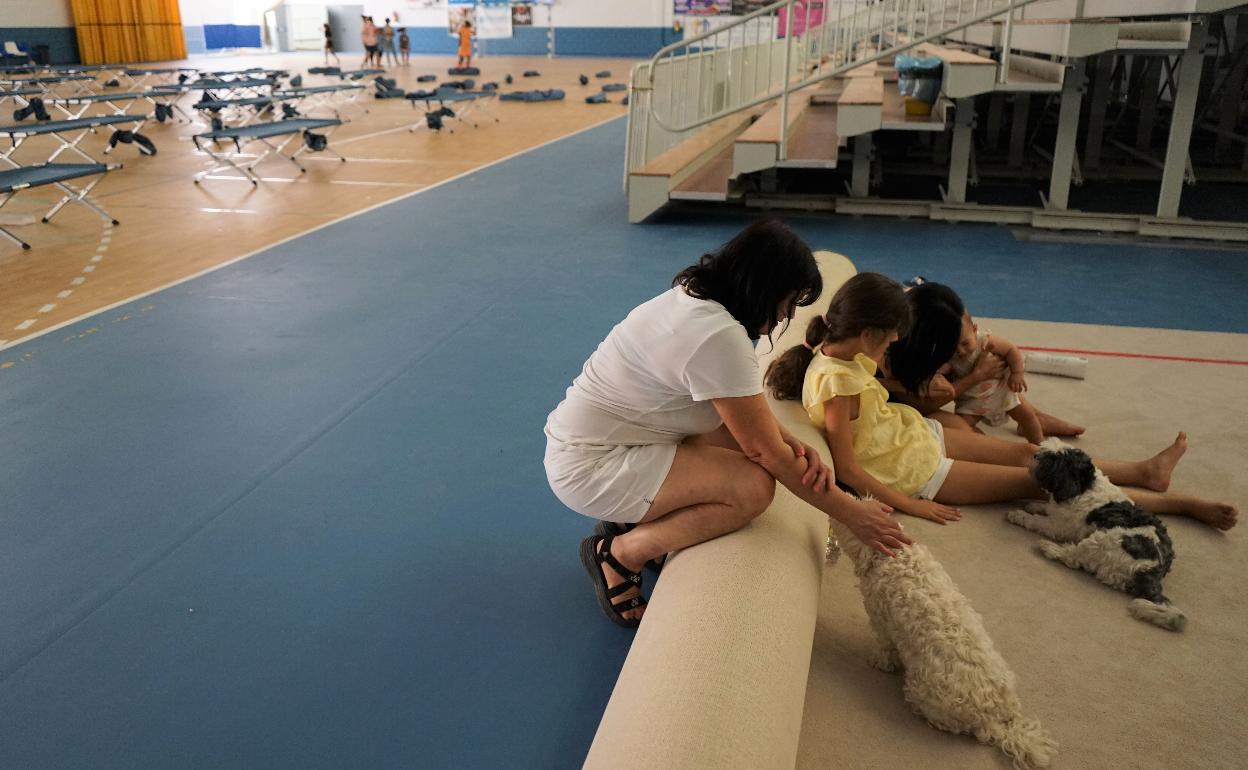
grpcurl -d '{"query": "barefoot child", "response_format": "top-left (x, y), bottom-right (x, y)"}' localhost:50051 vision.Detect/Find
top-left (949, 310), bottom-right (1084, 443)
top-left (764, 272), bottom-right (1238, 531)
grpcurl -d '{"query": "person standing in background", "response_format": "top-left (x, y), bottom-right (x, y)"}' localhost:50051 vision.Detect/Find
top-left (457, 20), bottom-right (474, 68)
top-left (323, 22), bottom-right (340, 67)
top-left (380, 18), bottom-right (398, 67)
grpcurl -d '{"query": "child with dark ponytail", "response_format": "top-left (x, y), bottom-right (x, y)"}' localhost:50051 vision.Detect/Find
top-left (767, 272), bottom-right (964, 524)
top-left (766, 272), bottom-right (1230, 530)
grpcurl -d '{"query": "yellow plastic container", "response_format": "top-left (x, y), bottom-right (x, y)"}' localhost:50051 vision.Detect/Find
top-left (904, 96), bottom-right (932, 116)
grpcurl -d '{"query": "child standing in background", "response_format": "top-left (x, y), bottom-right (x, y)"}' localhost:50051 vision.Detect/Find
top-left (457, 20), bottom-right (474, 68)
top-left (399, 27), bottom-right (410, 66)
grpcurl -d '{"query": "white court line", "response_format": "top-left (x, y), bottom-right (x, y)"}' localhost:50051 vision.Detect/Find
top-left (57, 290), bottom-right (73, 299)
top-left (82, 265), bottom-right (95, 273)
top-left (0, 115), bottom-right (626, 353)
top-left (71, 277), bottom-right (85, 286)
top-left (333, 123), bottom-right (413, 147)
top-left (15, 320), bottom-right (35, 331)
top-left (39, 304), bottom-right (56, 314)
top-left (201, 175), bottom-right (296, 184)
top-left (91, 255), bottom-right (103, 262)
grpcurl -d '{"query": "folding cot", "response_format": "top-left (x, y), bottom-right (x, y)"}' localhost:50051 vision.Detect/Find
top-left (406, 90), bottom-right (499, 133)
top-left (121, 67), bottom-right (198, 89)
top-left (204, 68), bottom-right (289, 80)
top-left (0, 87), bottom-right (42, 108)
top-left (191, 117), bottom-right (344, 185)
top-left (150, 78), bottom-right (275, 102)
top-left (0, 114), bottom-right (148, 167)
top-left (45, 91), bottom-right (172, 122)
top-left (270, 84), bottom-right (366, 120)
top-left (337, 68), bottom-right (384, 81)
top-left (192, 96), bottom-right (278, 128)
top-left (0, 162), bottom-right (119, 249)
top-left (0, 74), bottom-right (97, 97)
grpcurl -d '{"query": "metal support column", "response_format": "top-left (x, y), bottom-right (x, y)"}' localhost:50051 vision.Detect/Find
top-left (850, 134), bottom-right (872, 197)
top-left (1158, 23), bottom-right (1210, 219)
top-left (985, 93), bottom-right (1004, 152)
top-left (1048, 60), bottom-right (1086, 210)
top-left (1136, 57), bottom-right (1162, 151)
top-left (1084, 54), bottom-right (1114, 170)
top-left (1008, 94), bottom-right (1030, 167)
top-left (944, 97), bottom-right (974, 204)
top-left (1215, 19), bottom-right (1248, 162)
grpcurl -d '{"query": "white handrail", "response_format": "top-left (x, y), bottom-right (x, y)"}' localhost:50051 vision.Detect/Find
top-left (624, 0), bottom-right (1044, 188)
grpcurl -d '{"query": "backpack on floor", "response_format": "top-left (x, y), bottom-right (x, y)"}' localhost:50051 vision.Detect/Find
top-left (303, 130), bottom-right (327, 152)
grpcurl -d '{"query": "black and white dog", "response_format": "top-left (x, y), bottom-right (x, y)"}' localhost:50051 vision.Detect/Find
top-left (1007, 439), bottom-right (1185, 632)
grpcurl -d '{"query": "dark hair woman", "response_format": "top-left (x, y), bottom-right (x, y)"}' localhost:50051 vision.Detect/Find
top-left (544, 220), bottom-right (908, 628)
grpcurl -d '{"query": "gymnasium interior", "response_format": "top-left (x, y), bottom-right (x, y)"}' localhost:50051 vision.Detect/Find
top-left (1, 1), bottom-right (1245, 768)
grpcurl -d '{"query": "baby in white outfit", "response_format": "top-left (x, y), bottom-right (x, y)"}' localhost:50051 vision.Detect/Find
top-left (946, 312), bottom-right (1083, 443)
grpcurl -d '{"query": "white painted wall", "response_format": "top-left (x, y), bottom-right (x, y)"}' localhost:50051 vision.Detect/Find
top-left (7, 0), bottom-right (74, 26)
top-left (179, 0), bottom-right (287, 26)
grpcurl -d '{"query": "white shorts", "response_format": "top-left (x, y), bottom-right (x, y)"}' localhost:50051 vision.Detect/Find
top-left (913, 418), bottom-right (954, 500)
top-left (544, 437), bottom-right (678, 524)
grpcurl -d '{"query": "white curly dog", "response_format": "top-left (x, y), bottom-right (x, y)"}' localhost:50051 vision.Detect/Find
top-left (828, 515), bottom-right (1057, 770)
top-left (1007, 438), bottom-right (1185, 632)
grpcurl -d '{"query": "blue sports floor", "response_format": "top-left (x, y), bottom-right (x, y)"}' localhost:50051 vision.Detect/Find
top-left (2, 117), bottom-right (1246, 768)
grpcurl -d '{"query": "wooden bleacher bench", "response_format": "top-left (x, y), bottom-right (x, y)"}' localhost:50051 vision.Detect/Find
top-left (629, 110), bottom-right (761, 222)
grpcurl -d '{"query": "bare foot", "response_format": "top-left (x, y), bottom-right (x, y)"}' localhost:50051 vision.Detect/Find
top-left (599, 539), bottom-right (645, 622)
top-left (1184, 501), bottom-right (1239, 531)
top-left (1143, 432), bottom-right (1187, 492)
top-left (1037, 412), bottom-right (1086, 437)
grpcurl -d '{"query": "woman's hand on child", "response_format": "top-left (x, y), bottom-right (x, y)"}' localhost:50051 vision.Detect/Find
top-left (842, 498), bottom-right (912, 557)
top-left (924, 373), bottom-right (955, 400)
top-left (908, 499), bottom-right (962, 524)
top-left (1008, 371), bottom-right (1027, 393)
top-left (972, 351), bottom-right (1007, 383)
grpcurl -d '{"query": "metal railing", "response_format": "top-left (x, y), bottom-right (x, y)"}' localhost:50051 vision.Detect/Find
top-left (625, 0), bottom-right (1042, 186)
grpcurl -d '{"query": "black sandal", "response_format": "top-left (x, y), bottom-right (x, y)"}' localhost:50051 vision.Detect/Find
top-left (579, 534), bottom-right (646, 628)
top-left (593, 521), bottom-right (666, 574)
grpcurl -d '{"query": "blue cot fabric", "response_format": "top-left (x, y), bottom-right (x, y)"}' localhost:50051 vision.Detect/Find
top-left (499, 89), bottom-right (564, 102)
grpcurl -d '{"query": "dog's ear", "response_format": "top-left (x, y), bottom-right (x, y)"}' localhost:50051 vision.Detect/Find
top-left (1039, 437), bottom-right (1067, 453)
top-left (1031, 446), bottom-right (1097, 502)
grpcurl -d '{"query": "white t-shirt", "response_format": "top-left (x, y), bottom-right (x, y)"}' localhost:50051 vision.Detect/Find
top-left (545, 288), bottom-right (762, 446)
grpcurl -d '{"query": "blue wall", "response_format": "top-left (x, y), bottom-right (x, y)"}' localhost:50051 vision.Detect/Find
top-left (203, 24), bottom-right (262, 50)
top-left (0, 27), bottom-right (80, 65)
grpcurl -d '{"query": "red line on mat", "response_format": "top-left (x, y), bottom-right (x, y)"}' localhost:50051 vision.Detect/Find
top-left (1020, 346), bottom-right (1248, 366)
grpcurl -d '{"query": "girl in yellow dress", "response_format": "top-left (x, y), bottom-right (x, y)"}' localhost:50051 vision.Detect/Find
top-left (765, 272), bottom-right (1236, 530)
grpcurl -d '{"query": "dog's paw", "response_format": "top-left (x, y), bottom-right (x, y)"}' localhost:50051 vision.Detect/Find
top-left (1025, 502), bottom-right (1048, 516)
top-left (1006, 509), bottom-right (1029, 525)
top-left (867, 648), bottom-right (900, 673)
top-left (1038, 540), bottom-right (1067, 560)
